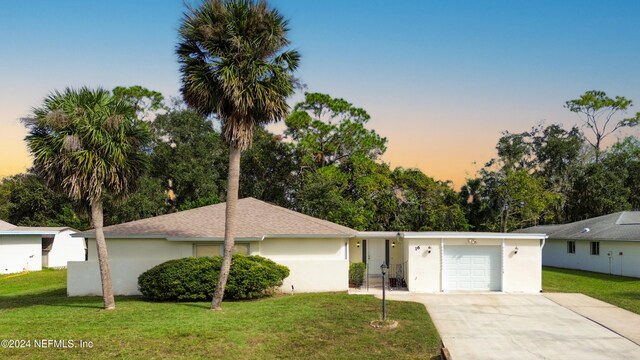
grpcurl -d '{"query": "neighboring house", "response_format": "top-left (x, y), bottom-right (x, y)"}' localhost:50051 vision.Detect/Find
top-left (68, 197), bottom-right (546, 296)
top-left (518, 212), bottom-right (640, 278)
top-left (0, 220), bottom-right (84, 274)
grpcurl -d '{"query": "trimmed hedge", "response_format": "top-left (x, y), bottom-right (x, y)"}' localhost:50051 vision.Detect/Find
top-left (137, 255), bottom-right (290, 301)
top-left (349, 262), bottom-right (366, 288)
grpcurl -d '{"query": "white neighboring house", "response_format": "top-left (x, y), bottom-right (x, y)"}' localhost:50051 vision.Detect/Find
top-left (518, 212), bottom-right (640, 278)
top-left (0, 219), bottom-right (84, 274)
top-left (68, 197), bottom-right (546, 296)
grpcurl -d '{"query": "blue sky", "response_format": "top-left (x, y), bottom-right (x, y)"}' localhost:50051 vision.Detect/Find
top-left (1, 0), bottom-right (639, 187)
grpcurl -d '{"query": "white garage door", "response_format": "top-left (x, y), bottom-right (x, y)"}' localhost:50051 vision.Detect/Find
top-left (443, 246), bottom-right (501, 291)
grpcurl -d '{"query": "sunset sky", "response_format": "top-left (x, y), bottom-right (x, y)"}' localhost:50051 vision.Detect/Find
top-left (1, 0), bottom-right (639, 189)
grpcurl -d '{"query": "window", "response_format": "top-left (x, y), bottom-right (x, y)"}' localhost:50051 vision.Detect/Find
top-left (567, 241), bottom-right (575, 254)
top-left (195, 244), bottom-right (221, 257)
top-left (232, 243), bottom-right (250, 255)
top-left (590, 241), bottom-right (600, 256)
top-left (195, 243), bottom-right (250, 257)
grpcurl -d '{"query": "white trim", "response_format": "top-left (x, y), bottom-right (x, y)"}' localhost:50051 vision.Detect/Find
top-left (501, 238), bottom-right (506, 292)
top-left (402, 232), bottom-right (546, 240)
top-left (0, 231), bottom-right (61, 236)
top-left (440, 238), bottom-right (444, 292)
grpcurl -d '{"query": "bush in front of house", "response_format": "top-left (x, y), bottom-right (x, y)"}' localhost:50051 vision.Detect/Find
top-left (137, 254), bottom-right (289, 301)
top-left (349, 262), bottom-right (366, 288)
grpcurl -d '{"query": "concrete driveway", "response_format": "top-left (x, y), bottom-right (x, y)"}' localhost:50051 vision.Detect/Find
top-left (385, 293), bottom-right (640, 360)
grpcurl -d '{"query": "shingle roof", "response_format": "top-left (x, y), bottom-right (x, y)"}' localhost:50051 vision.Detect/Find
top-left (75, 197), bottom-right (357, 239)
top-left (516, 212), bottom-right (640, 241)
top-left (0, 219), bottom-right (74, 234)
top-left (0, 220), bottom-right (16, 230)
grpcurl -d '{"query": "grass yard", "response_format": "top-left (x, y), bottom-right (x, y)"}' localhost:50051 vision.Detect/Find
top-left (543, 266), bottom-right (640, 314)
top-left (0, 269), bottom-right (440, 359)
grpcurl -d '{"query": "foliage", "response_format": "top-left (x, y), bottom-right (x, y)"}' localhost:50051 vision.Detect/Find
top-left (0, 269), bottom-right (441, 360)
top-left (137, 255), bottom-right (289, 301)
top-left (285, 92), bottom-right (387, 168)
top-left (24, 86), bottom-right (153, 310)
top-left (239, 128), bottom-right (297, 207)
top-left (602, 136), bottom-right (640, 210)
top-left (112, 85), bottom-right (165, 120)
top-left (176, 0), bottom-right (300, 309)
top-left (349, 262), bottom-right (366, 288)
top-left (390, 168), bottom-right (469, 231)
top-left (102, 175), bottom-right (169, 225)
top-left (565, 90), bottom-right (639, 161)
top-left (0, 173), bottom-right (90, 230)
top-left (150, 109), bottom-right (227, 210)
top-left (565, 162), bottom-right (631, 221)
top-left (176, 0), bottom-right (300, 149)
top-left (24, 87), bottom-right (152, 204)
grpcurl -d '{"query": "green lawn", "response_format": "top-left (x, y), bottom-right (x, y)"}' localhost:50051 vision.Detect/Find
top-left (0, 269), bottom-right (440, 359)
top-left (543, 266), bottom-right (640, 314)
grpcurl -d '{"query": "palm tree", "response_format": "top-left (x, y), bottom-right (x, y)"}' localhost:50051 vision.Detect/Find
top-left (24, 87), bottom-right (151, 310)
top-left (177, 0), bottom-right (299, 310)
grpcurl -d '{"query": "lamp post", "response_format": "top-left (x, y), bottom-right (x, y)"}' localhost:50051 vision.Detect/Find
top-left (380, 263), bottom-right (387, 321)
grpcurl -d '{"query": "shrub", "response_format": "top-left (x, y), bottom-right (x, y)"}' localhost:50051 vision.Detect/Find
top-left (349, 262), bottom-right (366, 288)
top-left (138, 254), bottom-right (289, 301)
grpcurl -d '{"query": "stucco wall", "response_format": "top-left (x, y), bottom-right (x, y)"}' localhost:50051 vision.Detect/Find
top-left (258, 237), bottom-right (349, 292)
top-left (543, 239), bottom-right (640, 278)
top-left (69, 237), bottom-right (350, 296)
top-left (0, 235), bottom-right (42, 274)
top-left (47, 230), bottom-right (85, 268)
top-left (69, 238), bottom-right (194, 296)
top-left (404, 237), bottom-right (542, 293)
top-left (405, 238), bottom-right (442, 292)
top-left (503, 239), bottom-right (542, 293)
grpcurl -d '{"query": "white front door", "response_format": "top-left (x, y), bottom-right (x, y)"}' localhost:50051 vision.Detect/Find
top-left (443, 246), bottom-right (501, 291)
top-left (367, 239), bottom-right (386, 270)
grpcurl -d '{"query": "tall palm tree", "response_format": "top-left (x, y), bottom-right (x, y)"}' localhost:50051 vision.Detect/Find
top-left (24, 87), bottom-right (151, 310)
top-left (177, 0), bottom-right (299, 310)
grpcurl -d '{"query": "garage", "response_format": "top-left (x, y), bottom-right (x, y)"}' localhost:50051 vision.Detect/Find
top-left (443, 245), bottom-right (502, 291)
top-left (399, 232), bottom-right (545, 293)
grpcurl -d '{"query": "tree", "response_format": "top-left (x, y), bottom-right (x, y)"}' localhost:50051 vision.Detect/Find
top-left (285, 92), bottom-right (387, 170)
top-left (112, 85), bottom-right (165, 120)
top-left (239, 128), bottom-right (296, 207)
top-left (0, 173), bottom-right (90, 230)
top-left (177, 0), bottom-right (299, 310)
top-left (601, 136), bottom-right (640, 210)
top-left (150, 109), bottom-right (227, 210)
top-left (566, 162), bottom-right (630, 221)
top-left (24, 87), bottom-right (151, 310)
top-left (530, 124), bottom-right (584, 223)
top-left (565, 90), bottom-right (639, 162)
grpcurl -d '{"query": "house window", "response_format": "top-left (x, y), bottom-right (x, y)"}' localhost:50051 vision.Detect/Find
top-left (590, 242), bottom-right (600, 256)
top-left (232, 243), bottom-right (250, 255)
top-left (567, 241), bottom-right (575, 254)
top-left (195, 244), bottom-right (222, 257)
top-left (195, 243), bottom-right (249, 257)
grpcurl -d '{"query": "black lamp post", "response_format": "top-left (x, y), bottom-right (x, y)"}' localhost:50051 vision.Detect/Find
top-left (380, 263), bottom-right (387, 321)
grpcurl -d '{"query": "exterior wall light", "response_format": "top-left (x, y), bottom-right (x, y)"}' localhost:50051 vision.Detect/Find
top-left (514, 246), bottom-right (519, 254)
top-left (392, 241), bottom-right (395, 248)
top-left (427, 246), bottom-right (432, 254)
top-left (468, 239), bottom-right (477, 245)
top-left (356, 241), bottom-right (360, 248)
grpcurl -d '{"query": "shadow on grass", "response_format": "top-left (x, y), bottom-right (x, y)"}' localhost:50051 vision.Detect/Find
top-left (0, 288), bottom-right (103, 310)
top-left (174, 302), bottom-right (210, 309)
top-left (544, 266), bottom-right (640, 282)
top-left (613, 292), bottom-right (640, 300)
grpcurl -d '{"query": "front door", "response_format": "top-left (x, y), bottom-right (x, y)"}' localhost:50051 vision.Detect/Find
top-left (366, 239), bottom-right (389, 288)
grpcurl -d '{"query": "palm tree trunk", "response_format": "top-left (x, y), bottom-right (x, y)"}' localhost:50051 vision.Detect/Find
top-left (91, 199), bottom-right (116, 310)
top-left (211, 144), bottom-right (241, 310)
